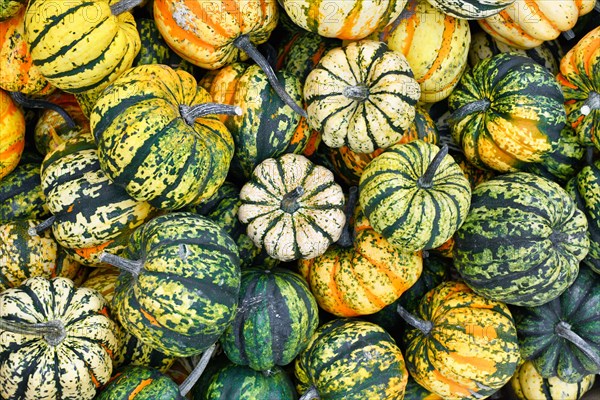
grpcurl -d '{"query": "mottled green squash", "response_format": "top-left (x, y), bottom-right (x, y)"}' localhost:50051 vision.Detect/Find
top-left (0, 162), bottom-right (49, 222)
top-left (96, 366), bottom-right (183, 400)
top-left (0, 0), bottom-right (26, 20)
top-left (404, 376), bottom-right (442, 400)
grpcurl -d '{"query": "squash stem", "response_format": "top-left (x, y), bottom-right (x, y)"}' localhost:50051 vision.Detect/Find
top-left (581, 91), bottom-right (600, 116)
top-left (555, 321), bottom-right (600, 369)
top-left (280, 186), bottom-right (305, 214)
top-left (110, 0), bottom-right (143, 15)
top-left (179, 343), bottom-right (218, 396)
top-left (179, 103), bottom-right (242, 126)
top-left (9, 92), bottom-right (77, 129)
top-left (343, 85), bottom-right (370, 102)
top-left (28, 215), bottom-right (56, 237)
top-left (299, 386), bottom-right (320, 400)
top-left (586, 147), bottom-right (595, 165)
top-left (336, 186), bottom-right (358, 247)
top-left (99, 252), bottom-right (143, 277)
top-left (448, 98), bottom-right (491, 126)
top-left (397, 304), bottom-right (433, 336)
top-left (562, 29), bottom-right (576, 40)
top-left (0, 318), bottom-right (66, 346)
top-left (233, 34), bottom-right (307, 118)
top-left (417, 145), bottom-right (449, 189)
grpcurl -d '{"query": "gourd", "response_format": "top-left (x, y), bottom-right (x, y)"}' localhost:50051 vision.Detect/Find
top-left (0, 163), bottom-right (49, 221)
top-left (304, 40), bottom-right (421, 154)
top-left (359, 140), bottom-right (471, 253)
top-left (0, 276), bottom-right (119, 400)
top-left (0, 0), bottom-right (26, 21)
top-left (448, 52), bottom-right (566, 172)
top-left (0, 89), bottom-right (25, 179)
top-left (426, 0), bottom-right (514, 19)
top-left (238, 153), bottom-right (346, 262)
top-left (454, 172), bottom-right (589, 306)
top-left (91, 64), bottom-right (238, 210)
top-left (398, 281), bottom-right (521, 400)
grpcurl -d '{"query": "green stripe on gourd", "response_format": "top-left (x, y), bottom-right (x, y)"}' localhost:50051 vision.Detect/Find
top-left (221, 268), bottom-right (318, 371)
top-left (0, 163), bottom-right (49, 222)
top-left (426, 0), bottom-right (514, 19)
top-left (454, 172), bottom-right (589, 306)
top-left (566, 161), bottom-right (600, 274)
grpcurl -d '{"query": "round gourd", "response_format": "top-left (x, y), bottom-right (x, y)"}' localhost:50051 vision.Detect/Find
top-left (0, 89), bottom-right (25, 179)
top-left (0, 0), bottom-right (26, 20)
top-left (512, 265), bottom-right (600, 383)
top-left (0, 163), bottom-right (49, 221)
top-left (0, 276), bottom-right (119, 400)
top-left (279, 0), bottom-right (407, 40)
top-left (91, 64), bottom-right (236, 210)
top-left (304, 40), bottom-right (421, 154)
top-left (96, 366), bottom-right (184, 400)
top-left (448, 52), bottom-right (566, 172)
top-left (106, 212), bottom-right (241, 357)
top-left (295, 319), bottom-right (409, 399)
top-left (359, 140), bottom-right (471, 253)
top-left (557, 26), bottom-right (600, 151)
top-left (399, 281), bottom-right (521, 400)
top-left (509, 360), bottom-right (596, 400)
top-left (238, 153), bottom-right (346, 262)
top-left (454, 172), bottom-right (589, 306)
top-left (369, 0), bottom-right (471, 103)
top-left (426, 0), bottom-right (514, 19)
top-left (24, 0), bottom-right (141, 93)
top-left (220, 268), bottom-right (318, 371)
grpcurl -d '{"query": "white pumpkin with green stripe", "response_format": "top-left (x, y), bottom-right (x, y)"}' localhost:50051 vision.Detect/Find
top-left (238, 153), bottom-right (346, 262)
top-left (426, 0), bottom-right (514, 19)
top-left (304, 40), bottom-right (420, 154)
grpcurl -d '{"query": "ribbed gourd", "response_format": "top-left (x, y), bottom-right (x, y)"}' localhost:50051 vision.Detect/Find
top-left (95, 366), bottom-right (184, 400)
top-left (454, 172), bottom-right (589, 306)
top-left (426, 0), bottom-right (514, 19)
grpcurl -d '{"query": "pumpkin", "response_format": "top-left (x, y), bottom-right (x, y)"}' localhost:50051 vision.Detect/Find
top-left (91, 64), bottom-right (237, 210)
top-left (220, 267), bottom-right (319, 371)
top-left (448, 52), bottom-right (567, 172)
top-left (105, 212), bottom-right (241, 357)
top-left (96, 366), bottom-right (184, 400)
top-left (0, 219), bottom-right (80, 291)
top-left (426, 0), bottom-right (513, 19)
top-left (369, 0), bottom-right (471, 103)
top-left (454, 172), bottom-right (589, 306)
top-left (479, 0), bottom-right (596, 49)
top-left (0, 276), bottom-right (119, 400)
top-left (295, 318), bottom-right (409, 399)
top-left (512, 265), bottom-right (600, 383)
top-left (279, 0), bottom-right (407, 40)
top-left (0, 6), bottom-right (53, 95)
top-left (200, 62), bottom-right (307, 179)
top-left (508, 360), bottom-right (596, 400)
top-left (398, 281), bottom-right (521, 400)
top-left (359, 140), bottom-right (471, 253)
top-left (238, 153), bottom-right (346, 262)
top-left (0, 89), bottom-right (25, 179)
top-left (24, 0), bottom-right (141, 93)
top-left (0, 0), bottom-right (26, 20)
top-left (304, 40), bottom-right (421, 154)
top-left (0, 162), bottom-right (49, 222)
top-left (557, 26), bottom-right (600, 150)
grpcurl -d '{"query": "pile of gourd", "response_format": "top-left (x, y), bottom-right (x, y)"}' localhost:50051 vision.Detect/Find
top-left (1, 0), bottom-right (599, 399)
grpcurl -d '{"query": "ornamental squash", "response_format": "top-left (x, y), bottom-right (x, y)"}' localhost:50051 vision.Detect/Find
top-left (91, 64), bottom-right (237, 210)
top-left (0, 219), bottom-right (80, 291)
top-left (96, 366), bottom-right (184, 400)
top-left (426, 0), bottom-right (514, 19)
top-left (0, 276), bottom-right (119, 400)
top-left (295, 319), bottom-right (408, 399)
top-left (557, 26), bottom-right (600, 150)
top-left (398, 281), bottom-right (521, 400)
top-left (512, 265), bottom-right (600, 383)
top-left (0, 163), bottom-right (49, 221)
top-left (279, 0), bottom-right (407, 40)
top-left (359, 140), bottom-right (471, 253)
top-left (220, 267), bottom-right (319, 371)
top-left (448, 52), bottom-right (566, 172)
top-left (369, 0), bottom-right (471, 103)
top-left (105, 212), bottom-right (241, 357)
top-left (238, 153), bottom-right (346, 262)
top-left (24, 0), bottom-right (141, 93)
top-left (478, 0), bottom-right (596, 49)
top-left (304, 40), bottom-right (420, 154)
top-left (508, 360), bottom-right (596, 400)
top-left (0, 89), bottom-right (25, 179)
top-left (404, 376), bottom-right (443, 400)
top-left (454, 172), bottom-right (589, 306)
top-left (0, 0), bottom-right (26, 20)
top-left (0, 6), bottom-right (53, 95)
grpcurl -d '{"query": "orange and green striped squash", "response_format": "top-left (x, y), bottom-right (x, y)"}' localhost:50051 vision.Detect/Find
top-left (96, 366), bottom-right (184, 400)
top-left (0, 89), bottom-right (25, 179)
top-left (479, 0), bottom-right (596, 49)
top-left (279, 0), bottom-right (407, 40)
top-left (369, 0), bottom-right (471, 103)
top-left (153, 0), bottom-right (278, 70)
top-left (557, 26), bottom-right (600, 151)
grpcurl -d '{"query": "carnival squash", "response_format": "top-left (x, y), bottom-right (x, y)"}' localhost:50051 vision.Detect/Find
top-left (0, 162), bottom-right (49, 221)
top-left (0, 89), bottom-right (25, 180)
